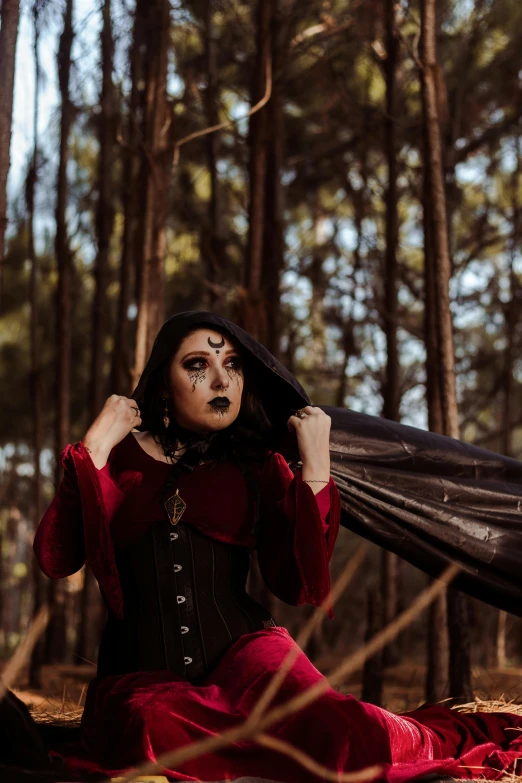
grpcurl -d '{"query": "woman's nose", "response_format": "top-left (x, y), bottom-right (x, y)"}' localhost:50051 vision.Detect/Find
top-left (211, 365), bottom-right (229, 390)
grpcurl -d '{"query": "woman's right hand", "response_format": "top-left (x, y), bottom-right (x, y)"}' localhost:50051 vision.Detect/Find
top-left (82, 395), bottom-right (142, 468)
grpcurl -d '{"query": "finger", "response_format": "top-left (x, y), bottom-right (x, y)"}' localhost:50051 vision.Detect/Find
top-left (287, 415), bottom-right (303, 432)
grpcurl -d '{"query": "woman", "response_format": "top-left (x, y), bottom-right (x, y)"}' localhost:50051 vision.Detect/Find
top-left (34, 312), bottom-right (522, 783)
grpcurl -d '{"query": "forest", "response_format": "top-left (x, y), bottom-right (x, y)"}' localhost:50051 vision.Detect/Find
top-left (1, 0), bottom-right (522, 735)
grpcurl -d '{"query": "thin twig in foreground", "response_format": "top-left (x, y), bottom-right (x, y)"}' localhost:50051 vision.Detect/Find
top-left (250, 542), bottom-right (368, 722)
top-left (0, 605), bottom-right (50, 700)
top-left (257, 732), bottom-right (382, 782)
top-left (113, 565), bottom-right (458, 782)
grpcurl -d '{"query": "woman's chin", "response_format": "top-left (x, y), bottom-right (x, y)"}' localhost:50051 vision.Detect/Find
top-left (205, 408), bottom-right (237, 429)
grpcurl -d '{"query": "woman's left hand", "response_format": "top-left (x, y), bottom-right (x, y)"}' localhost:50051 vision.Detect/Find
top-left (287, 406), bottom-right (331, 490)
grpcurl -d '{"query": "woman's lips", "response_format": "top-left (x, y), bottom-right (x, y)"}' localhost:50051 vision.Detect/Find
top-left (208, 397), bottom-right (230, 408)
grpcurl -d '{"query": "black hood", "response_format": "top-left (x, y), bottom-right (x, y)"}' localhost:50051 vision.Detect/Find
top-left (130, 311), bottom-right (309, 439)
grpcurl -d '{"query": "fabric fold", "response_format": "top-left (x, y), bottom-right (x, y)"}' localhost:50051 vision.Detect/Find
top-left (256, 453), bottom-right (340, 618)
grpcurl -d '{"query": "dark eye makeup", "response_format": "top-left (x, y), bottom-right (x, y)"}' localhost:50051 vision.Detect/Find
top-left (182, 355), bottom-right (243, 371)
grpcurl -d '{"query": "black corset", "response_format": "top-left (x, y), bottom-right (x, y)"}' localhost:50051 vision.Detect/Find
top-left (97, 519), bottom-right (277, 682)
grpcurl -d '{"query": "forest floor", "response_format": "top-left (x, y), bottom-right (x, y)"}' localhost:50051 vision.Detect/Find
top-left (6, 658), bottom-right (522, 719)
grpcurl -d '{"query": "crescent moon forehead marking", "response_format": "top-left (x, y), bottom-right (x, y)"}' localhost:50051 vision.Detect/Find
top-left (208, 335), bottom-right (225, 349)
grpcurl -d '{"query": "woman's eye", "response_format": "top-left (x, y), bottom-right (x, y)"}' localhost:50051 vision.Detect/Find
top-left (184, 358), bottom-right (207, 371)
top-left (225, 357), bottom-right (242, 370)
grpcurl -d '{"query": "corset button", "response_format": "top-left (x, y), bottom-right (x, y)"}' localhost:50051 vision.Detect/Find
top-left (184, 657), bottom-right (192, 664)
top-left (173, 564), bottom-right (182, 572)
top-left (177, 595), bottom-right (185, 604)
top-left (170, 532), bottom-right (178, 541)
top-left (181, 625), bottom-right (189, 634)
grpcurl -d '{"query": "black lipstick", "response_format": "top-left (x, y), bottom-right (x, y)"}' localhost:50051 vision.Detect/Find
top-left (208, 396), bottom-right (231, 415)
top-left (208, 396), bottom-right (230, 406)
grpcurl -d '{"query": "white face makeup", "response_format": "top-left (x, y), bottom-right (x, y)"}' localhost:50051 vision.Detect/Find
top-left (166, 328), bottom-right (244, 433)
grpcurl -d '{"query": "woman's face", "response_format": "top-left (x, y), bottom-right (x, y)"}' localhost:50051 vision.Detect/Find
top-left (166, 328), bottom-right (244, 433)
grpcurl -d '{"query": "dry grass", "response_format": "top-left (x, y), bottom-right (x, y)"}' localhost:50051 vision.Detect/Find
top-left (452, 698), bottom-right (522, 717)
top-left (29, 705), bottom-right (83, 726)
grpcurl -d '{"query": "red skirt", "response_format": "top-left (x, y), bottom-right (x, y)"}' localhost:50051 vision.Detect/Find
top-left (59, 627), bottom-right (522, 782)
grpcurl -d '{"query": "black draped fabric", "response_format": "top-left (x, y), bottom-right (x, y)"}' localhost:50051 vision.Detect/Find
top-left (319, 406), bottom-right (522, 616)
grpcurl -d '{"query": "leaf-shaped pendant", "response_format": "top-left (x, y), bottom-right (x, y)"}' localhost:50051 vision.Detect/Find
top-left (164, 488), bottom-right (186, 526)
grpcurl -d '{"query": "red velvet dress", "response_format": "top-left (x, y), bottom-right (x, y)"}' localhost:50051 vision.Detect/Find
top-left (34, 433), bottom-right (522, 782)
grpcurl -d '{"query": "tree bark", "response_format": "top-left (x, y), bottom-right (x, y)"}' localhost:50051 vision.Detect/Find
top-left (0, 0), bottom-right (21, 308)
top-left (421, 0), bottom-right (471, 701)
top-left (111, 31), bottom-right (140, 395)
top-left (495, 139), bottom-right (521, 669)
top-left (382, 0), bottom-right (400, 425)
top-left (27, 1), bottom-right (45, 688)
top-left (45, 0), bottom-right (74, 664)
top-left (77, 0), bottom-right (116, 665)
top-left (420, 0), bottom-right (459, 440)
top-left (241, 0), bottom-right (273, 344)
top-left (261, 0), bottom-right (285, 358)
top-left (131, 0), bottom-right (171, 388)
top-left (361, 587), bottom-right (384, 705)
top-left (202, 0), bottom-right (226, 309)
top-left (423, 91), bottom-right (449, 704)
top-left (380, 0), bottom-right (401, 671)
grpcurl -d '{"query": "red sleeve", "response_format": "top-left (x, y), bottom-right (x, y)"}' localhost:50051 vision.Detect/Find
top-left (33, 445), bottom-right (87, 579)
top-left (33, 442), bottom-right (126, 618)
top-left (255, 453), bottom-right (341, 619)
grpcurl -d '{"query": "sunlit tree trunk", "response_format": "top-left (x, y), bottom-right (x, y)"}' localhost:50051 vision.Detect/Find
top-left (77, 0), bottom-right (116, 664)
top-left (380, 0), bottom-right (401, 676)
top-left (242, 0), bottom-right (273, 344)
top-left (0, 0), bottom-right (21, 308)
top-left (202, 0), bottom-right (226, 309)
top-left (45, 0), bottom-right (74, 664)
top-left (261, 0), bottom-right (285, 357)
top-left (111, 34), bottom-right (140, 396)
top-left (131, 0), bottom-right (171, 387)
top-left (496, 139), bottom-right (521, 669)
top-left (423, 107), bottom-right (449, 704)
top-left (421, 0), bottom-right (471, 701)
top-left (28, 1), bottom-right (45, 688)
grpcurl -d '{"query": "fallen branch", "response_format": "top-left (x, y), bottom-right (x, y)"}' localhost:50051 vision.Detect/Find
top-left (0, 606), bottom-right (50, 700)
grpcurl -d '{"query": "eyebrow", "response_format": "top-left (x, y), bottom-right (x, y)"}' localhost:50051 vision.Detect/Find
top-left (180, 349), bottom-right (239, 361)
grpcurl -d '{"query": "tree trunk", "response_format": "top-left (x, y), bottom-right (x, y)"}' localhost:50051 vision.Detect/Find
top-left (202, 0), bottom-right (226, 309)
top-left (335, 326), bottom-right (355, 408)
top-left (0, 0), bottom-right (21, 308)
top-left (27, 3), bottom-right (45, 688)
top-left (131, 0), bottom-right (171, 387)
top-left (241, 0), bottom-right (272, 343)
top-left (495, 138), bottom-right (521, 669)
top-left (380, 0), bottom-right (401, 671)
top-left (261, 0), bottom-right (285, 358)
top-left (45, 0), bottom-right (75, 664)
top-left (361, 587), bottom-right (384, 705)
top-left (76, 0), bottom-right (116, 664)
top-left (111, 34), bottom-right (140, 396)
top-left (421, 0), bottom-right (471, 701)
top-left (382, 0), bottom-right (400, 425)
top-left (423, 98), bottom-right (449, 704)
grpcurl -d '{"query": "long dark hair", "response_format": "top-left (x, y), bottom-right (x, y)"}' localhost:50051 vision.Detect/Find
top-left (140, 330), bottom-right (273, 465)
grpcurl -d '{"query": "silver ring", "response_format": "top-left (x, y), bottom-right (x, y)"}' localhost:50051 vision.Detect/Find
top-left (295, 409), bottom-right (306, 419)
top-left (132, 406), bottom-right (140, 416)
